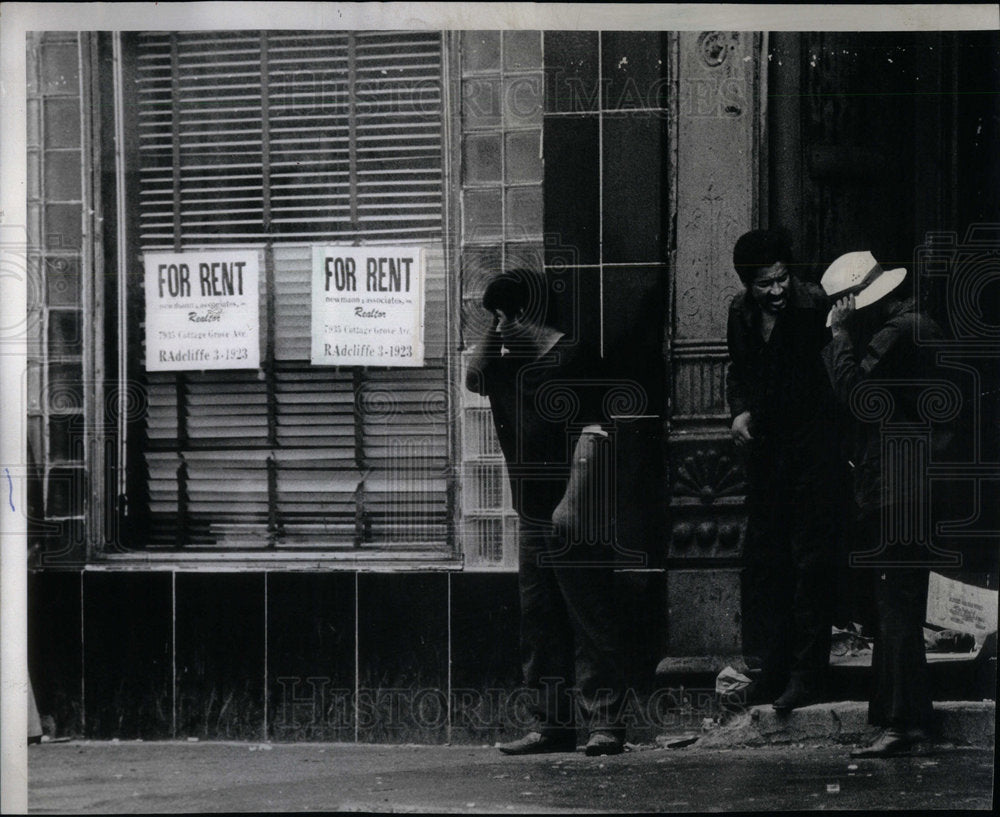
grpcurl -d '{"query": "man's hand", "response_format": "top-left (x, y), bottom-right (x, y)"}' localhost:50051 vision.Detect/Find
top-left (552, 431), bottom-right (607, 540)
top-left (465, 312), bottom-right (504, 393)
top-left (731, 411), bottom-right (753, 448)
top-left (829, 294), bottom-right (856, 336)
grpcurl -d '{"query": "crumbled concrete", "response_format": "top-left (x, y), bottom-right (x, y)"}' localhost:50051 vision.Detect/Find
top-left (934, 700), bottom-right (996, 746)
top-left (693, 701), bottom-right (995, 749)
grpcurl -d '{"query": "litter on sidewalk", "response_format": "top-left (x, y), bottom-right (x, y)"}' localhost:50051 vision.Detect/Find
top-left (714, 666), bottom-right (753, 696)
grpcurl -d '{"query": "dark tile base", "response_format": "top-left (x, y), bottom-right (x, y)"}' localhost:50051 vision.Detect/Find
top-left (28, 570), bottom-right (82, 738)
top-left (450, 573), bottom-right (524, 744)
top-left (28, 568), bottom-right (672, 743)
top-left (267, 573), bottom-right (355, 741)
top-left (357, 573), bottom-right (448, 743)
top-left (83, 572), bottom-right (172, 739)
top-left (175, 573), bottom-right (265, 740)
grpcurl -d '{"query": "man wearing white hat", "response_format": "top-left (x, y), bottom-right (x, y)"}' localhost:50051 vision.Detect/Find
top-left (726, 229), bottom-right (844, 714)
top-left (821, 250), bottom-right (943, 757)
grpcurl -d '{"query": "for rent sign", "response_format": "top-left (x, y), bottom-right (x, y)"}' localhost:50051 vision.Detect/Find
top-left (311, 245), bottom-right (426, 367)
top-left (144, 250), bottom-right (261, 371)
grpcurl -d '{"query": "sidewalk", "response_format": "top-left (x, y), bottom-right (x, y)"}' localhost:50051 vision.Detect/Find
top-left (26, 736), bottom-right (994, 813)
top-left (24, 702), bottom-right (994, 814)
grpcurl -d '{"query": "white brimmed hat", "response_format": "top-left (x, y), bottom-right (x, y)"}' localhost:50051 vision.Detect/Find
top-left (820, 251), bottom-right (907, 327)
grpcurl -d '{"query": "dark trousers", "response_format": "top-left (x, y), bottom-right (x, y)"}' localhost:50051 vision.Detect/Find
top-left (518, 520), bottom-right (624, 738)
top-left (741, 426), bottom-right (842, 695)
top-left (854, 512), bottom-right (935, 733)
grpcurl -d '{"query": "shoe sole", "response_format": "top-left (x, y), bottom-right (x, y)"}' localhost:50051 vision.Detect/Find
top-left (584, 745), bottom-right (623, 757)
top-left (497, 745), bottom-right (577, 756)
top-left (852, 745), bottom-right (935, 759)
top-left (772, 699), bottom-right (823, 715)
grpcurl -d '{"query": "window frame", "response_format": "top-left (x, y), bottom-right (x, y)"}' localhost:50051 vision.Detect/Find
top-left (90, 30), bottom-right (465, 570)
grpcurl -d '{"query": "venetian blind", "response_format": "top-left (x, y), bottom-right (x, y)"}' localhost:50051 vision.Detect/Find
top-left (132, 31), bottom-right (451, 552)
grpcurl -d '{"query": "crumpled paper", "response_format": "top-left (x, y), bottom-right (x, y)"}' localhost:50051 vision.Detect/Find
top-left (831, 623), bottom-right (872, 656)
top-left (924, 627), bottom-right (976, 653)
top-left (715, 665), bottom-right (753, 696)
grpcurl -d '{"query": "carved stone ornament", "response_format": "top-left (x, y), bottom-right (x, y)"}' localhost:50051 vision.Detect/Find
top-left (670, 519), bottom-right (743, 552)
top-left (672, 446), bottom-right (746, 504)
top-left (698, 31), bottom-right (734, 68)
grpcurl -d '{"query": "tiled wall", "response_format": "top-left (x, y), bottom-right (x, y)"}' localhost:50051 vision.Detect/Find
top-left (26, 32), bottom-right (88, 564)
top-left (540, 31), bottom-right (670, 568)
top-left (542, 31), bottom-right (669, 413)
top-left (458, 31), bottom-right (546, 568)
top-left (458, 32), bottom-right (671, 568)
top-left (28, 569), bottom-right (664, 743)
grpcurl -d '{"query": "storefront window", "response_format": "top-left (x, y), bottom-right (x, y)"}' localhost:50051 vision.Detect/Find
top-left (117, 31), bottom-right (453, 556)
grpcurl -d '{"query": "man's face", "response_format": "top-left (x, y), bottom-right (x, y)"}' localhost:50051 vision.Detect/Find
top-left (750, 262), bottom-right (790, 315)
top-left (494, 308), bottom-right (529, 344)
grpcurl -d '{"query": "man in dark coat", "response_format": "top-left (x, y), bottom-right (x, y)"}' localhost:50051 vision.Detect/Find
top-left (822, 251), bottom-right (946, 757)
top-left (465, 268), bottom-right (625, 756)
top-left (726, 229), bottom-right (843, 712)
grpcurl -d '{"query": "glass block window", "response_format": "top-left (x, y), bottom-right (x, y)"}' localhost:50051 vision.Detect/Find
top-left (458, 31), bottom-right (544, 569)
top-left (26, 32), bottom-right (88, 561)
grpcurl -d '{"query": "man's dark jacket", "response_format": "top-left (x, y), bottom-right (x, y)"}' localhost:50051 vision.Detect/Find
top-left (821, 295), bottom-right (947, 514)
top-left (726, 276), bottom-right (834, 437)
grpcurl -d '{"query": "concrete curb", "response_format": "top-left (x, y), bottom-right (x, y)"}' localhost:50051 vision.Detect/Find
top-left (692, 701), bottom-right (995, 750)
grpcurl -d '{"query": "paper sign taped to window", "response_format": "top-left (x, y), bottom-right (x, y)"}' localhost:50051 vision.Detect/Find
top-left (311, 246), bottom-right (425, 367)
top-left (926, 572), bottom-right (999, 645)
top-left (144, 250), bottom-right (261, 371)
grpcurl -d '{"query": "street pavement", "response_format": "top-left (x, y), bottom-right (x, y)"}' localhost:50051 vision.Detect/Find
top-left (27, 738), bottom-right (994, 813)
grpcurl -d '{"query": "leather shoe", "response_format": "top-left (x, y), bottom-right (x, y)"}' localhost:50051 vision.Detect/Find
top-left (744, 679), bottom-right (780, 707)
top-left (584, 731), bottom-right (624, 757)
top-left (772, 680), bottom-right (823, 714)
top-left (496, 731), bottom-right (577, 755)
top-left (850, 728), bottom-right (930, 758)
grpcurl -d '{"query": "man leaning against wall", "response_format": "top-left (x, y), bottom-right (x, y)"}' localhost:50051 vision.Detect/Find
top-left (465, 268), bottom-right (625, 757)
top-left (725, 229), bottom-right (846, 713)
